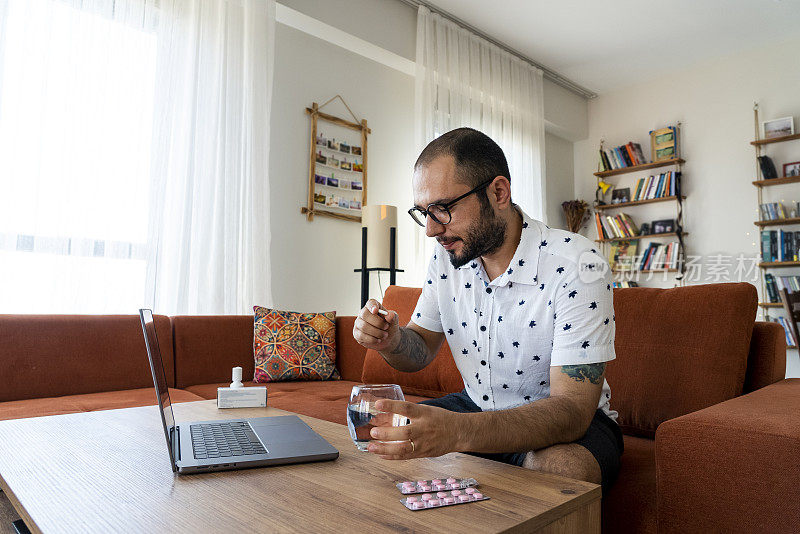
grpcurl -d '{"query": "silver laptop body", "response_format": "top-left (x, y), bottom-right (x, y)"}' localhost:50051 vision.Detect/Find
top-left (139, 309), bottom-right (339, 475)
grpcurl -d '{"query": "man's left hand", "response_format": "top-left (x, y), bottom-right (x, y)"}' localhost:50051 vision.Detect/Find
top-left (367, 399), bottom-right (461, 460)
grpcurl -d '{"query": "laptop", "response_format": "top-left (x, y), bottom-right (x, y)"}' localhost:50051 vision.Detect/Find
top-left (139, 309), bottom-right (339, 474)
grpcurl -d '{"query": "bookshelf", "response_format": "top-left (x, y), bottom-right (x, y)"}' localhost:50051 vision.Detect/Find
top-left (592, 129), bottom-right (686, 287)
top-left (752, 103), bottom-right (800, 351)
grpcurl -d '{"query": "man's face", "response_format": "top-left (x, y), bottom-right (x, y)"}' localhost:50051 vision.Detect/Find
top-left (412, 156), bottom-right (507, 268)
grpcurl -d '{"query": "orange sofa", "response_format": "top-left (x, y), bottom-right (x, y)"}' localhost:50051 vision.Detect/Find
top-left (1, 283), bottom-right (799, 533)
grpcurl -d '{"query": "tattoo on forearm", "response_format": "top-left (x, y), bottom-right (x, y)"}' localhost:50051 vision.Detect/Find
top-left (561, 363), bottom-right (606, 384)
top-left (390, 328), bottom-right (429, 366)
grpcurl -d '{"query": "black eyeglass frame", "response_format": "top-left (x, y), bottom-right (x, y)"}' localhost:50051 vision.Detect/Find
top-left (408, 178), bottom-right (495, 227)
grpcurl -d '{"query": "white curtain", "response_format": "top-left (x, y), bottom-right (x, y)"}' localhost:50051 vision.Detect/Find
top-left (413, 5), bottom-right (546, 280)
top-left (144, 0), bottom-right (275, 315)
top-left (0, 0), bottom-right (158, 313)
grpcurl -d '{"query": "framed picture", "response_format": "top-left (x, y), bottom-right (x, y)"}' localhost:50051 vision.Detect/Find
top-left (763, 117), bottom-right (794, 140)
top-left (340, 160), bottom-right (352, 171)
top-left (314, 174), bottom-right (327, 185)
top-left (327, 139), bottom-right (340, 151)
top-left (315, 151), bottom-right (326, 164)
top-left (352, 162), bottom-right (363, 172)
top-left (652, 219), bottom-right (675, 234)
top-left (650, 126), bottom-right (678, 162)
top-left (326, 176), bottom-right (339, 187)
top-left (326, 156), bottom-right (340, 168)
top-left (351, 181), bottom-right (363, 190)
top-left (339, 142), bottom-right (351, 154)
top-left (313, 192), bottom-right (326, 204)
top-left (350, 200), bottom-right (362, 210)
top-left (351, 146), bottom-right (362, 156)
top-left (783, 161), bottom-right (800, 178)
top-left (611, 187), bottom-right (631, 204)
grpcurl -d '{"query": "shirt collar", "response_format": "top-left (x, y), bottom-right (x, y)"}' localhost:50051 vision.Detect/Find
top-left (459, 206), bottom-right (542, 287)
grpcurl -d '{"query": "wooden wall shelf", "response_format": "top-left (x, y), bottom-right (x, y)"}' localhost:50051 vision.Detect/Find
top-left (752, 175), bottom-right (800, 187)
top-left (759, 302), bottom-right (782, 308)
top-left (612, 268), bottom-right (679, 274)
top-left (759, 261), bottom-right (800, 268)
top-left (750, 133), bottom-right (800, 146)
top-left (595, 196), bottom-right (685, 211)
top-left (593, 158), bottom-right (684, 178)
top-left (754, 217), bottom-right (800, 227)
top-left (596, 232), bottom-right (687, 243)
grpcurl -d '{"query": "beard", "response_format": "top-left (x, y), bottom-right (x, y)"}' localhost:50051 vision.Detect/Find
top-left (440, 201), bottom-right (507, 269)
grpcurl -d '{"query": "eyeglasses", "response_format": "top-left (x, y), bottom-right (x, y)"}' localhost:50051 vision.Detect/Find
top-left (408, 179), bottom-right (494, 227)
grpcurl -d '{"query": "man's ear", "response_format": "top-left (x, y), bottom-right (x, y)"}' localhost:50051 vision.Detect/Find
top-left (488, 175), bottom-right (512, 209)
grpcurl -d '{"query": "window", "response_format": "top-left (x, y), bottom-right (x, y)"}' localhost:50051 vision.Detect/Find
top-left (0, 0), bottom-right (157, 313)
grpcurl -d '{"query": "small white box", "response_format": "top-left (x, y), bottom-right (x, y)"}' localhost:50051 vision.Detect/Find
top-left (217, 386), bottom-right (268, 408)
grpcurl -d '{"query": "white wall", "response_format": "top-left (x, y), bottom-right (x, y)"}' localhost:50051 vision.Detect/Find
top-left (573, 35), bottom-right (800, 377)
top-left (269, 0), bottom-right (588, 317)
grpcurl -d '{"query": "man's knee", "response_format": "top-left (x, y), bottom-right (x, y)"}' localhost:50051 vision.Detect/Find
top-left (522, 444), bottom-right (601, 485)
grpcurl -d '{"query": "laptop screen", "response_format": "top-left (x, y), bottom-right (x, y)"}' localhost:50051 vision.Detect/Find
top-left (139, 309), bottom-right (177, 469)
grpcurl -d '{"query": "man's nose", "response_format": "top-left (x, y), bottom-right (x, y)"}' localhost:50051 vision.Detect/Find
top-left (426, 215), bottom-right (445, 238)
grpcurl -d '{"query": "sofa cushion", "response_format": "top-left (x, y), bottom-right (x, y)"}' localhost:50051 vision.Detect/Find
top-left (253, 307), bottom-right (339, 382)
top-left (0, 314), bottom-right (175, 402)
top-left (184, 380), bottom-right (429, 425)
top-left (0, 387), bottom-right (204, 421)
top-left (361, 286), bottom-right (464, 397)
top-left (602, 435), bottom-right (656, 534)
top-left (606, 283), bottom-right (757, 438)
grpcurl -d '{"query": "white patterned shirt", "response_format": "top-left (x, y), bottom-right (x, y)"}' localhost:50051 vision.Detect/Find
top-left (411, 208), bottom-right (618, 421)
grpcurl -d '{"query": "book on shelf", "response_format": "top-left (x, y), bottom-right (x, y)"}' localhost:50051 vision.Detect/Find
top-left (773, 317), bottom-right (797, 347)
top-left (596, 212), bottom-right (639, 240)
top-left (760, 230), bottom-right (800, 262)
top-left (609, 240), bottom-right (638, 270)
top-left (765, 274), bottom-right (800, 303)
top-left (599, 142), bottom-right (648, 171)
top-left (759, 202), bottom-right (797, 221)
top-left (612, 281), bottom-right (639, 288)
top-left (638, 241), bottom-right (679, 271)
top-left (632, 171), bottom-right (679, 201)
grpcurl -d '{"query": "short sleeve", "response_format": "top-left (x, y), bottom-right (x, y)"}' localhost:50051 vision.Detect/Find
top-left (550, 250), bottom-right (616, 366)
top-left (410, 252), bottom-right (443, 332)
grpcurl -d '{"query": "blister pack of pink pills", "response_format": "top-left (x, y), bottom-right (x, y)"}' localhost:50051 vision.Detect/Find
top-left (396, 477), bottom-right (478, 494)
top-left (400, 487), bottom-right (489, 511)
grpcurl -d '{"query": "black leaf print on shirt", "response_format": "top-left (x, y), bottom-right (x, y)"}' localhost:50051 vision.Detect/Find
top-left (519, 300), bottom-right (525, 306)
top-left (502, 384), bottom-right (509, 389)
top-left (529, 320), bottom-right (536, 328)
top-left (498, 316), bottom-right (503, 322)
top-left (563, 323), bottom-right (572, 330)
top-left (603, 318), bottom-right (609, 325)
top-left (475, 373), bottom-right (479, 379)
top-left (434, 254), bottom-right (437, 260)
top-left (540, 380), bottom-right (547, 386)
top-left (440, 274), bottom-right (447, 279)
top-left (472, 340), bottom-right (478, 347)
top-left (516, 370), bottom-right (523, 375)
top-left (465, 282), bottom-right (471, 289)
top-left (533, 355), bottom-right (540, 361)
top-left (519, 259), bottom-right (525, 266)
top-left (427, 279), bottom-right (432, 284)
top-left (556, 266), bottom-right (565, 274)
top-left (507, 268), bottom-right (513, 275)
top-left (462, 349), bottom-right (468, 354)
top-left (522, 221), bottom-right (528, 228)
top-left (478, 379), bottom-right (481, 384)
top-left (416, 312), bottom-right (421, 318)
top-left (540, 283), bottom-right (545, 290)
top-left (589, 301), bottom-right (597, 309)
top-left (581, 340), bottom-right (590, 349)
top-left (564, 237), bottom-right (571, 242)
top-left (563, 283), bottom-right (568, 288)
top-left (540, 240), bottom-right (547, 247)
top-left (509, 282), bottom-right (513, 288)
top-left (498, 351), bottom-right (505, 358)
top-left (461, 322), bottom-right (467, 327)
top-left (448, 328), bottom-right (454, 335)
top-left (607, 284), bottom-right (611, 291)
top-left (591, 248), bottom-right (596, 253)
top-left (524, 395), bottom-right (531, 401)
top-left (548, 300), bottom-right (552, 306)
top-left (553, 313), bottom-right (557, 320)
top-left (471, 262), bottom-right (477, 269)
top-left (568, 290), bottom-right (577, 298)
top-left (512, 341), bottom-right (520, 347)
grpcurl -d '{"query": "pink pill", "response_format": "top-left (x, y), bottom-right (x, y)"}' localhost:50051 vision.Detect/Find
top-left (458, 495), bottom-right (470, 502)
top-left (420, 485), bottom-right (431, 492)
top-left (403, 481), bottom-right (415, 486)
top-left (421, 493), bottom-right (432, 501)
top-left (448, 483), bottom-right (459, 489)
top-left (406, 496), bottom-right (418, 503)
top-left (428, 499), bottom-right (440, 506)
top-left (412, 501), bottom-right (425, 509)
top-left (434, 484), bottom-right (446, 490)
top-left (473, 493), bottom-right (483, 499)
top-left (465, 487), bottom-right (476, 494)
top-left (443, 497), bottom-right (455, 504)
top-left (417, 480), bottom-right (427, 485)
top-left (446, 478), bottom-right (456, 484)
top-left (432, 479), bottom-right (442, 484)
top-left (436, 491), bottom-right (448, 498)
top-left (451, 490), bottom-right (462, 496)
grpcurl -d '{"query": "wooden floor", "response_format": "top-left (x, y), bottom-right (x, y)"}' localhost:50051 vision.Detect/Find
top-left (0, 490), bottom-right (21, 534)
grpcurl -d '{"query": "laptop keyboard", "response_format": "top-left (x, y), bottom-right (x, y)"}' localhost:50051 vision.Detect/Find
top-left (190, 421), bottom-right (267, 459)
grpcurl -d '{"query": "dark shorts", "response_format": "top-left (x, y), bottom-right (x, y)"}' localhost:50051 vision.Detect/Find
top-left (420, 390), bottom-right (624, 493)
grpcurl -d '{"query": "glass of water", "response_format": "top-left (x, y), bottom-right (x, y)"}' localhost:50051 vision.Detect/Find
top-left (347, 384), bottom-right (407, 452)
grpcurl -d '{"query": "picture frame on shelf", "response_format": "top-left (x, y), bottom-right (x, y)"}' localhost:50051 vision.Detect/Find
top-left (762, 117), bottom-right (794, 140)
top-left (650, 126), bottom-right (678, 162)
top-left (783, 161), bottom-right (800, 178)
top-left (611, 187), bottom-right (631, 204)
top-left (758, 156), bottom-right (778, 179)
top-left (652, 219), bottom-right (675, 234)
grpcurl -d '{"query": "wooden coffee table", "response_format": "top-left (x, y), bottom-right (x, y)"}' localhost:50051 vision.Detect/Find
top-left (0, 400), bottom-right (600, 533)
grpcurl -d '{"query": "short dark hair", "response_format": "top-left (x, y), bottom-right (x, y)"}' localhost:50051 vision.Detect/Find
top-left (414, 128), bottom-right (510, 195)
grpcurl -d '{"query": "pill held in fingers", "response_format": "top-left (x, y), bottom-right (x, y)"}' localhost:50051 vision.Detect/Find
top-left (377, 309), bottom-right (388, 316)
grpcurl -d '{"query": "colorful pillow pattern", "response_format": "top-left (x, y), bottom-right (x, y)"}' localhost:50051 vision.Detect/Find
top-left (253, 307), bottom-right (340, 382)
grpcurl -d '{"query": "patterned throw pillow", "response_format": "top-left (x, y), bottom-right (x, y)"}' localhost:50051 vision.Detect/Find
top-left (253, 307), bottom-right (340, 382)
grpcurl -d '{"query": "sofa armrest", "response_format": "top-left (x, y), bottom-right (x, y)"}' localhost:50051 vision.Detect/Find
top-left (744, 321), bottom-right (786, 393)
top-left (655, 378), bottom-right (800, 534)
top-left (335, 316), bottom-right (367, 382)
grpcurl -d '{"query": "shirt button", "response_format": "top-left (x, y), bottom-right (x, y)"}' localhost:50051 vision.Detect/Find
top-left (480, 360), bottom-right (486, 366)
top-left (480, 325), bottom-right (486, 331)
top-left (482, 395), bottom-right (489, 401)
top-left (485, 287), bottom-right (492, 294)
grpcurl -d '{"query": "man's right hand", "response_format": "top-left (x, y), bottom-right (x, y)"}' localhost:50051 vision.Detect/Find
top-left (353, 299), bottom-right (400, 352)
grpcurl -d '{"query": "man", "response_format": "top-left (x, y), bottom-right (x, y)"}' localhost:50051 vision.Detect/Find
top-left (352, 127), bottom-right (623, 492)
